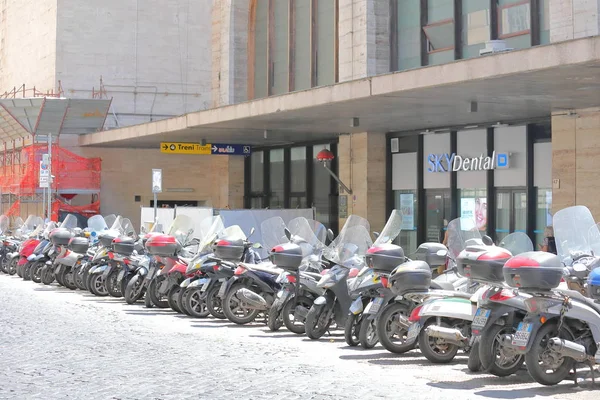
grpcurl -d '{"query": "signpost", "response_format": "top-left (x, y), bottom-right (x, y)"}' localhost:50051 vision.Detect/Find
top-left (160, 142), bottom-right (251, 156)
top-left (37, 134), bottom-right (53, 219)
top-left (152, 169), bottom-right (162, 221)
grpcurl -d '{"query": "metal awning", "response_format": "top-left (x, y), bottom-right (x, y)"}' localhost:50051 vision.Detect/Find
top-left (0, 98), bottom-right (111, 143)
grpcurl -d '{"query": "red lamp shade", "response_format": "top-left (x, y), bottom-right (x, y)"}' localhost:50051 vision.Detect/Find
top-left (316, 149), bottom-right (335, 162)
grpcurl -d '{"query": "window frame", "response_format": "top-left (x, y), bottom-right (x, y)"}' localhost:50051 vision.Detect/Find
top-left (423, 18), bottom-right (456, 54)
top-left (497, 0), bottom-right (531, 39)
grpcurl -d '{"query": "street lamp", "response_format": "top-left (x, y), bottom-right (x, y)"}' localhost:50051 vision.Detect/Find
top-left (315, 149), bottom-right (352, 194)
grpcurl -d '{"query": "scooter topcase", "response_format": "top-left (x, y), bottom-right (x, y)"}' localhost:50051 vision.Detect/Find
top-left (98, 231), bottom-right (119, 248)
top-left (50, 228), bottom-right (74, 246)
top-left (270, 242), bottom-right (303, 270)
top-left (213, 237), bottom-right (245, 261)
top-left (68, 236), bottom-right (89, 254)
top-left (457, 246), bottom-right (513, 283)
top-left (503, 251), bottom-right (563, 290)
top-left (145, 234), bottom-right (181, 257)
top-left (414, 242), bottom-right (447, 267)
top-left (587, 268), bottom-right (600, 300)
top-left (365, 243), bottom-right (405, 273)
top-left (388, 260), bottom-right (432, 296)
top-left (113, 236), bottom-right (135, 256)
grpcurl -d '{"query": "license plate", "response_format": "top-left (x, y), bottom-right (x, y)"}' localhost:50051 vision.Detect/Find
top-left (407, 322), bottom-right (420, 342)
top-left (217, 282), bottom-right (227, 298)
top-left (512, 322), bottom-right (533, 347)
top-left (349, 297), bottom-right (363, 315)
top-left (472, 308), bottom-right (491, 329)
top-left (365, 297), bottom-right (384, 315)
top-left (117, 270), bottom-right (125, 282)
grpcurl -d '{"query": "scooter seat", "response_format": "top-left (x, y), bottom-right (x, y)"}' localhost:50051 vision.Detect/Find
top-left (430, 281), bottom-right (455, 291)
top-left (302, 271), bottom-right (323, 281)
top-left (244, 262), bottom-right (282, 275)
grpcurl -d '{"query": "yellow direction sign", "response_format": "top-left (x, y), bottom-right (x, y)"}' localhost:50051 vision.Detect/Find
top-left (160, 142), bottom-right (211, 155)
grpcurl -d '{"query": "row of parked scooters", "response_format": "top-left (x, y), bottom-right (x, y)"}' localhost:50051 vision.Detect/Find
top-left (2, 205), bottom-right (600, 387)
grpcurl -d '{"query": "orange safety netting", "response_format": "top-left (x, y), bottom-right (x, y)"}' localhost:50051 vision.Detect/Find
top-left (51, 199), bottom-right (100, 221)
top-left (6, 200), bottom-right (20, 217)
top-left (0, 144), bottom-right (101, 196)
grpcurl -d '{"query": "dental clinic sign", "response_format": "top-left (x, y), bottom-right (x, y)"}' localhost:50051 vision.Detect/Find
top-left (427, 152), bottom-right (509, 173)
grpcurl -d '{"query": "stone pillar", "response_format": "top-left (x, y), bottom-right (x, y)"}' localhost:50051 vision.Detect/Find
top-left (552, 107), bottom-right (600, 219)
top-left (211, 0), bottom-right (250, 107)
top-left (338, 0), bottom-right (390, 82)
top-left (210, 155), bottom-right (245, 210)
top-left (550, 0), bottom-right (600, 43)
top-left (337, 132), bottom-right (386, 233)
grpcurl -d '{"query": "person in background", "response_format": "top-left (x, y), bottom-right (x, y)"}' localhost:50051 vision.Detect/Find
top-left (539, 226), bottom-right (557, 254)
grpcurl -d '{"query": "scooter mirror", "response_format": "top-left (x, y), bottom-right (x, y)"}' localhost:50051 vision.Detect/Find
top-left (249, 227), bottom-right (255, 238)
top-left (373, 232), bottom-right (380, 239)
top-left (327, 229), bottom-right (334, 241)
top-left (252, 242), bottom-right (262, 249)
top-left (284, 228), bottom-right (292, 240)
top-left (482, 235), bottom-right (494, 246)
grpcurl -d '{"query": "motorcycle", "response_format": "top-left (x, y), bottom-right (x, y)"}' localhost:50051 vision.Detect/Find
top-left (305, 215), bottom-right (373, 340)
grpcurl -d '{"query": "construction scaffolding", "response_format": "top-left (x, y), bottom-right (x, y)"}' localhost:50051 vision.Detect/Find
top-left (0, 93), bottom-right (111, 221)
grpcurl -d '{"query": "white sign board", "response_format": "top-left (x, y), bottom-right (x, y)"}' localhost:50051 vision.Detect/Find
top-left (39, 161), bottom-right (49, 188)
top-left (152, 169), bottom-right (162, 193)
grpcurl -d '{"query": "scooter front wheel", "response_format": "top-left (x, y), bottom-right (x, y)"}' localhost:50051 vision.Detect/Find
top-left (305, 303), bottom-right (332, 340)
top-left (41, 265), bottom-right (55, 285)
top-left (267, 304), bottom-right (283, 331)
top-left (31, 262), bottom-right (44, 284)
top-left (124, 274), bottom-right (145, 304)
top-left (359, 317), bottom-right (378, 349)
top-left (344, 313), bottom-right (361, 346)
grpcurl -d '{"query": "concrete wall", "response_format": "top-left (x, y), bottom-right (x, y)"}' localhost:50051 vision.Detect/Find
top-left (0, 0), bottom-right (58, 93)
top-left (55, 0), bottom-right (212, 128)
top-left (338, 0), bottom-right (390, 82)
top-left (552, 107), bottom-right (600, 219)
top-left (211, 0), bottom-right (250, 107)
top-left (550, 0), bottom-right (600, 42)
top-left (338, 132), bottom-right (386, 232)
top-left (59, 136), bottom-right (244, 229)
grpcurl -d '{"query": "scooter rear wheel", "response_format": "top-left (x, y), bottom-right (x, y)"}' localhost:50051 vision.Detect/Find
top-left (418, 320), bottom-right (459, 364)
top-left (376, 302), bottom-right (414, 354)
top-left (223, 283), bottom-right (260, 325)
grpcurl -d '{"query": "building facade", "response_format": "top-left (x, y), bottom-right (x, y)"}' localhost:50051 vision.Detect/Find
top-left (3, 0), bottom-right (600, 243)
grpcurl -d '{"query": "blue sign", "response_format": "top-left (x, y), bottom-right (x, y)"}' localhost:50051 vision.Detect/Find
top-left (210, 143), bottom-right (252, 156)
top-left (427, 152), bottom-right (510, 173)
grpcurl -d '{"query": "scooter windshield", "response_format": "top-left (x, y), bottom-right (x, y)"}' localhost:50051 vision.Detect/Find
top-left (498, 232), bottom-right (533, 256)
top-left (121, 218), bottom-right (137, 240)
top-left (87, 215), bottom-right (108, 233)
top-left (23, 215), bottom-right (40, 233)
top-left (43, 222), bottom-right (57, 239)
top-left (104, 214), bottom-right (117, 229)
top-left (373, 209), bottom-right (403, 246)
top-left (446, 217), bottom-right (483, 260)
top-left (554, 205), bottom-right (599, 260)
top-left (327, 215), bottom-right (371, 253)
top-left (198, 216), bottom-right (225, 253)
top-left (288, 217), bottom-right (327, 253)
top-left (219, 225), bottom-right (246, 241)
top-left (0, 215), bottom-right (9, 234)
top-left (61, 214), bottom-right (78, 230)
top-left (327, 225), bottom-right (373, 267)
top-left (261, 216), bottom-right (288, 251)
top-left (167, 214), bottom-right (195, 245)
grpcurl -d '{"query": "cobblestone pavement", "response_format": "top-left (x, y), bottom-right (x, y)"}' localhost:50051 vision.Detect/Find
top-left (1, 274), bottom-right (599, 400)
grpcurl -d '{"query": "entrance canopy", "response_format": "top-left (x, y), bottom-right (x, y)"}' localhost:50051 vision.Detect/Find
top-left (80, 36), bottom-right (600, 148)
top-left (0, 98), bottom-right (111, 142)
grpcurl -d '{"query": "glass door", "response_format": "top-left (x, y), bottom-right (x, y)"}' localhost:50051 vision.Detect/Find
top-left (424, 189), bottom-right (451, 243)
top-left (495, 189), bottom-right (527, 243)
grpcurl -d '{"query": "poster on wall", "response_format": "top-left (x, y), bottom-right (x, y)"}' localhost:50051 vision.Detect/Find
top-left (400, 194), bottom-right (414, 230)
top-left (461, 197), bottom-right (487, 231)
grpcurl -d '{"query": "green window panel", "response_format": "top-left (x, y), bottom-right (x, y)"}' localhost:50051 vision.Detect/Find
top-left (294, 0), bottom-right (311, 90)
top-left (316, 0), bottom-right (335, 86)
top-left (272, 0), bottom-right (289, 95)
top-left (254, 0), bottom-right (269, 99)
top-left (397, 0), bottom-right (422, 70)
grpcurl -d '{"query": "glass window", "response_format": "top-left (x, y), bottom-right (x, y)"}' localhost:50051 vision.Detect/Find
top-left (253, 0), bottom-right (269, 99)
top-left (539, 0), bottom-right (550, 44)
top-left (313, 144), bottom-right (334, 229)
top-left (535, 188), bottom-right (552, 249)
top-left (459, 189), bottom-right (487, 232)
top-left (290, 147), bottom-right (307, 208)
top-left (424, 21), bottom-right (455, 52)
top-left (462, 0), bottom-right (490, 58)
top-left (269, 149), bottom-right (284, 208)
top-left (271, 0), bottom-right (289, 95)
top-left (396, 0), bottom-right (422, 71)
top-left (316, 0), bottom-right (336, 86)
top-left (495, 189), bottom-right (527, 242)
top-left (394, 190), bottom-right (418, 254)
top-left (250, 151), bottom-right (264, 192)
top-left (294, 0), bottom-right (311, 90)
top-left (498, 0), bottom-right (531, 49)
top-left (425, 0), bottom-right (454, 62)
